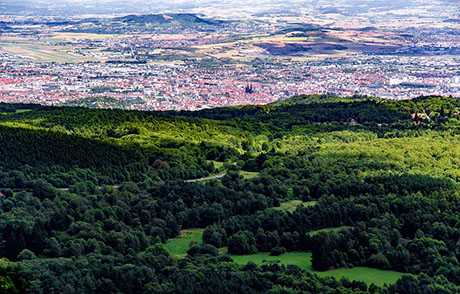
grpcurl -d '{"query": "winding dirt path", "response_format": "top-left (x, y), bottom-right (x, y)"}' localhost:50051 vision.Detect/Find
top-left (184, 172), bottom-right (227, 183)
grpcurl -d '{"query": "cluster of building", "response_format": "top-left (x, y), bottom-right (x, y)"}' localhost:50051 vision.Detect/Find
top-left (1, 53), bottom-right (459, 110)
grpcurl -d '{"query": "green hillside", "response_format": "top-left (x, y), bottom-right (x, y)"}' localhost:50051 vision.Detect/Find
top-left (1, 96), bottom-right (460, 293)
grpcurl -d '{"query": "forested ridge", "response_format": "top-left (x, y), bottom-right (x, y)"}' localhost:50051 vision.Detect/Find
top-left (1, 95), bottom-right (460, 293)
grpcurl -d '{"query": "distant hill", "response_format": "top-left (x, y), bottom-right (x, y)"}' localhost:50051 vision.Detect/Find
top-left (60, 13), bottom-right (230, 34)
top-left (114, 13), bottom-right (227, 27)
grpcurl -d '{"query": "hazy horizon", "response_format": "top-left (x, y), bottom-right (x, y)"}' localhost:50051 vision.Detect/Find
top-left (3, 0), bottom-right (459, 18)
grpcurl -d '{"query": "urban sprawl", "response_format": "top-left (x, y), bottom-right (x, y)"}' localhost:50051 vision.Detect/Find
top-left (1, 11), bottom-right (459, 110)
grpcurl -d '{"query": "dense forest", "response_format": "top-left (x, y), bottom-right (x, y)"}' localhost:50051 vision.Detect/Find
top-left (1, 95), bottom-right (460, 293)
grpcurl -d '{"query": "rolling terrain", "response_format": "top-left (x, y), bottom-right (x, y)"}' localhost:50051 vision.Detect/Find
top-left (1, 95), bottom-right (460, 293)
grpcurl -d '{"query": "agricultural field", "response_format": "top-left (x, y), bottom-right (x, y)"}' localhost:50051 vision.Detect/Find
top-left (0, 17), bottom-right (408, 65)
top-left (0, 32), bottom-right (133, 62)
top-left (49, 32), bottom-right (132, 40)
top-left (0, 40), bottom-right (91, 63)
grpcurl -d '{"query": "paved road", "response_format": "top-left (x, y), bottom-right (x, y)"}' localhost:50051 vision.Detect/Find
top-left (185, 172), bottom-right (227, 183)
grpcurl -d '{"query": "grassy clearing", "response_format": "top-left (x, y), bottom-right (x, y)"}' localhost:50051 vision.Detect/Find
top-left (307, 226), bottom-right (352, 237)
top-left (229, 252), bottom-right (404, 286)
top-left (229, 252), bottom-right (310, 270)
top-left (320, 267), bottom-right (405, 286)
top-left (165, 229), bottom-right (203, 258)
top-left (240, 170), bottom-right (260, 180)
top-left (15, 109), bottom-right (32, 113)
top-left (166, 230), bottom-right (404, 285)
top-left (1, 109), bottom-right (33, 115)
top-left (273, 200), bottom-right (316, 212)
top-left (208, 160), bottom-right (225, 170)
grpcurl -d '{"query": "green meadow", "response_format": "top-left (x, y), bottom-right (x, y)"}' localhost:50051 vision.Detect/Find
top-left (166, 230), bottom-right (405, 286)
top-left (229, 252), bottom-right (405, 286)
top-left (209, 160), bottom-right (225, 170)
top-left (165, 229), bottom-right (203, 258)
top-left (273, 200), bottom-right (317, 212)
top-left (240, 170), bottom-right (260, 179)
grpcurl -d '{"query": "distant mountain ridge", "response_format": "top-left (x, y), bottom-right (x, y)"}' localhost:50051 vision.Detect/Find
top-left (52, 12), bottom-right (231, 34)
top-left (114, 13), bottom-right (227, 26)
